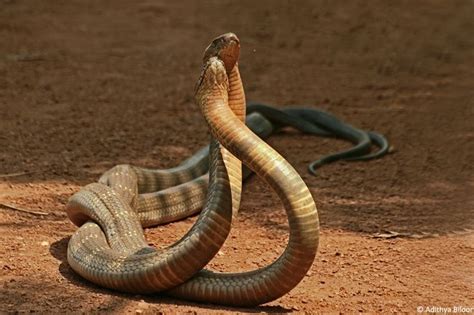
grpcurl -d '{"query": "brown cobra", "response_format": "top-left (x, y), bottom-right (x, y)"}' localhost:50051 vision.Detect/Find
top-left (66, 33), bottom-right (319, 306)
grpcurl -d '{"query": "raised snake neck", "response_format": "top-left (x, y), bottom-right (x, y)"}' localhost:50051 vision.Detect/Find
top-left (166, 55), bottom-right (318, 305)
top-left (66, 33), bottom-right (319, 306)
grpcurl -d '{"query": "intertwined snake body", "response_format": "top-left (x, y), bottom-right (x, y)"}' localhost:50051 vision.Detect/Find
top-left (66, 33), bottom-right (319, 306)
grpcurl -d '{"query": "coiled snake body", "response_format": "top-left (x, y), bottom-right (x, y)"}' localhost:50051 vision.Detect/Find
top-left (67, 33), bottom-right (319, 306)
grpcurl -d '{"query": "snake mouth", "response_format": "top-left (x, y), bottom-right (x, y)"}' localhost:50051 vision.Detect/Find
top-left (203, 33), bottom-right (240, 74)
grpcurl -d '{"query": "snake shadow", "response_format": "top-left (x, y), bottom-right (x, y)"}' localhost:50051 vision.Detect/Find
top-left (49, 237), bottom-right (292, 313)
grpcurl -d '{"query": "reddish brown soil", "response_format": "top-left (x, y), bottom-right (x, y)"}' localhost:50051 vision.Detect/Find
top-left (1, 0), bottom-right (473, 313)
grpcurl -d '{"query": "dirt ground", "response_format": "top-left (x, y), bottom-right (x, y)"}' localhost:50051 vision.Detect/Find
top-left (1, 0), bottom-right (473, 313)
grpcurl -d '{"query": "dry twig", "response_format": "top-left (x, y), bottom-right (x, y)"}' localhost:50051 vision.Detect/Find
top-left (0, 202), bottom-right (48, 216)
top-left (0, 171), bottom-right (35, 178)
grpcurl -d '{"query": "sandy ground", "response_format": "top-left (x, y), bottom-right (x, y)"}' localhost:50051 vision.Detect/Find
top-left (1, 0), bottom-right (473, 313)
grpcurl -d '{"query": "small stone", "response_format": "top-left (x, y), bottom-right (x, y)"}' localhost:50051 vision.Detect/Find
top-left (40, 241), bottom-right (49, 246)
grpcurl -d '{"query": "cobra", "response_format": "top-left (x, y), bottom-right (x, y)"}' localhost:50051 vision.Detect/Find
top-left (66, 33), bottom-right (319, 306)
